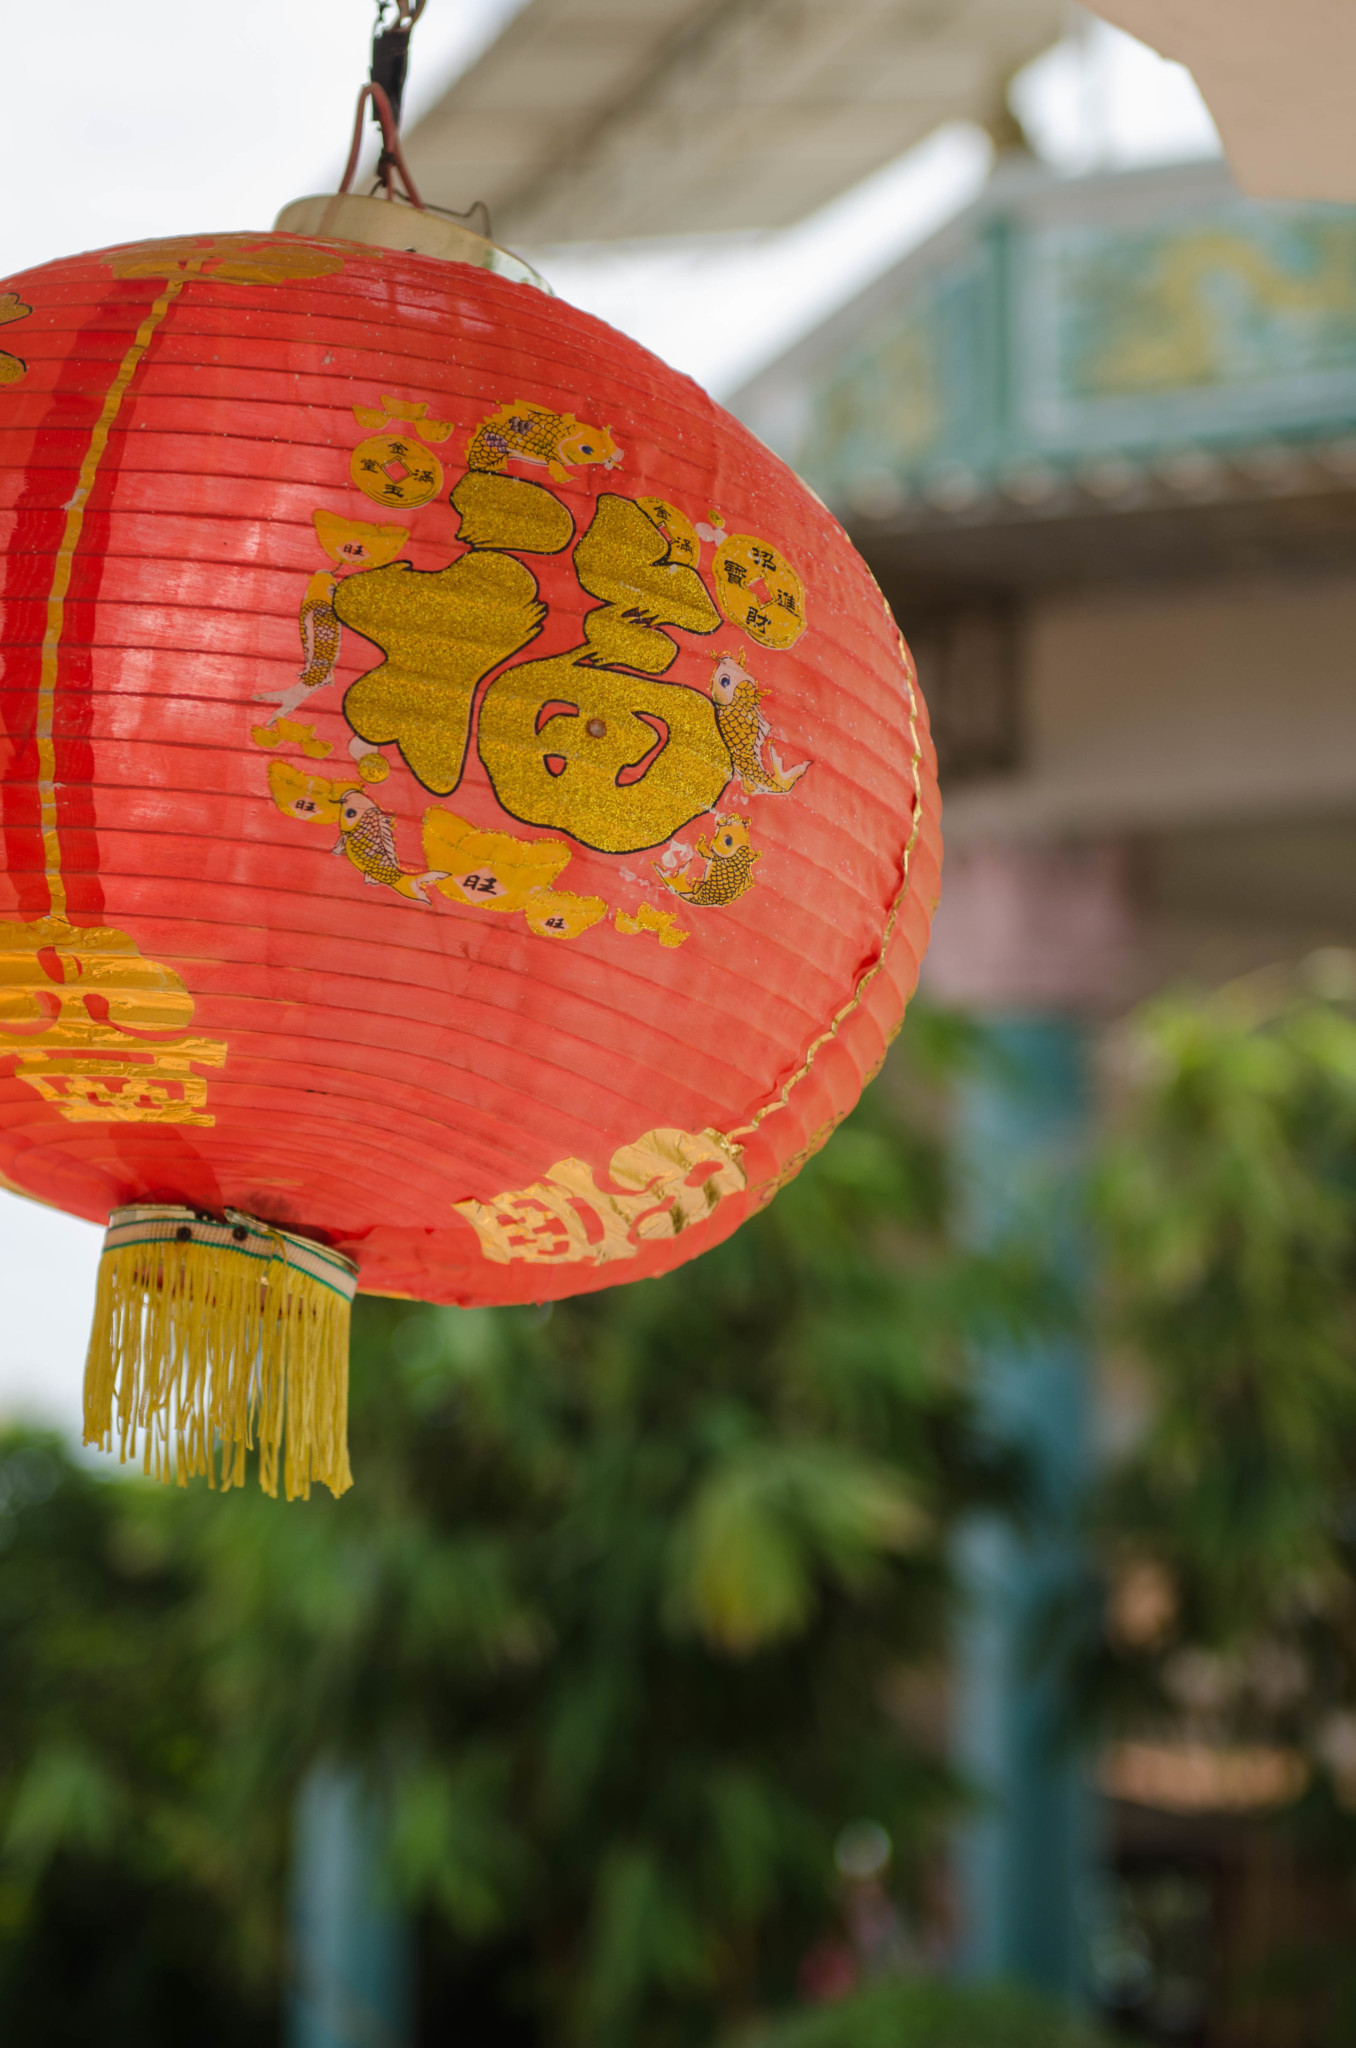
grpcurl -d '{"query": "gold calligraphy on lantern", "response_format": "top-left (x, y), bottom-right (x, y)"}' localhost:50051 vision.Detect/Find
top-left (337, 480), bottom-right (735, 853)
top-left (281, 395), bottom-right (812, 906)
top-left (455, 1125), bottom-right (745, 1266)
top-left (336, 471), bottom-right (569, 794)
top-left (477, 493), bottom-right (732, 852)
top-left (105, 236), bottom-right (344, 287)
top-left (0, 920), bottom-right (227, 1125)
top-left (0, 292), bottom-right (31, 386)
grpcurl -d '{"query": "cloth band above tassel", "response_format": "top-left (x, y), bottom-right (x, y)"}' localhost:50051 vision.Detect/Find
top-left (83, 1204), bottom-right (359, 1500)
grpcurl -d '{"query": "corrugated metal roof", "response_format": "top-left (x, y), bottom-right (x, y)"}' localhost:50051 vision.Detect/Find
top-left (404, 0), bottom-right (1063, 242)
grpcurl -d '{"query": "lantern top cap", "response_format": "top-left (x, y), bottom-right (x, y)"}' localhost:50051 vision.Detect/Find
top-left (272, 193), bottom-right (550, 294)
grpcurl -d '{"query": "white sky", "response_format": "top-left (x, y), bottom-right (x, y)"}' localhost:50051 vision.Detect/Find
top-left (0, 4), bottom-right (1217, 1433)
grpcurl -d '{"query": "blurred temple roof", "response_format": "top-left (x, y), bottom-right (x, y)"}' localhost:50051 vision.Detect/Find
top-left (731, 157), bottom-right (1356, 605)
top-left (402, 0), bottom-right (1064, 243)
top-left (729, 156), bottom-right (1356, 885)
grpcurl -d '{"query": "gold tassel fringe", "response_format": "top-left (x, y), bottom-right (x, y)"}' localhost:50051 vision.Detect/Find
top-left (83, 1205), bottom-right (358, 1500)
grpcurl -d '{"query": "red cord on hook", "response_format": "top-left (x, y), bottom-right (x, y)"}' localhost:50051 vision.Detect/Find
top-left (339, 81), bottom-right (427, 208)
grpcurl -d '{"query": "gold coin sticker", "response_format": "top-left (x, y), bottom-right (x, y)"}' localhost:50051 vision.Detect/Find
top-left (356, 753), bottom-right (390, 783)
top-left (637, 496), bottom-right (701, 568)
top-left (350, 433), bottom-right (444, 511)
top-left (711, 534), bottom-right (806, 649)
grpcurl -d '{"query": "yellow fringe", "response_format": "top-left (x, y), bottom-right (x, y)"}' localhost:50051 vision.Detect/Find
top-left (82, 1219), bottom-right (355, 1500)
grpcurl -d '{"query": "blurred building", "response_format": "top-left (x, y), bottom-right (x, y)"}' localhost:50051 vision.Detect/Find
top-left (734, 153), bottom-right (1356, 1002)
top-left (732, 155), bottom-right (1356, 2044)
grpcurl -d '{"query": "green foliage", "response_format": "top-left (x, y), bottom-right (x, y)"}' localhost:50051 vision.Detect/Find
top-left (1097, 966), bottom-right (1356, 1631)
top-left (729, 1977), bottom-right (1117, 2048)
top-left (0, 1432), bottom-right (267, 2043)
top-left (1092, 964), bottom-right (1356, 2045)
top-left (198, 1049), bottom-right (1022, 2046)
top-left (0, 1026), bottom-right (1036, 2046)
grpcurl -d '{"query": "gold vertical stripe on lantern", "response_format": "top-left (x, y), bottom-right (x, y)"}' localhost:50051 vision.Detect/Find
top-left (18, 253), bottom-right (357, 1496)
top-left (35, 266), bottom-right (197, 918)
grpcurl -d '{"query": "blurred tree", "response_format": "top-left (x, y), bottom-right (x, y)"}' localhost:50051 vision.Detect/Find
top-left (202, 1024), bottom-right (1036, 2045)
top-left (1092, 958), bottom-right (1356, 2044)
top-left (0, 1020), bottom-right (1046, 2045)
top-left (0, 1430), bottom-right (268, 2045)
top-left (725, 1975), bottom-right (1118, 2047)
top-left (1098, 962), bottom-right (1356, 1627)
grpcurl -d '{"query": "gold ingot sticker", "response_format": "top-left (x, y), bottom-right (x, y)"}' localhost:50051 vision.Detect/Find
top-left (636, 496), bottom-right (700, 567)
top-left (615, 902), bottom-right (688, 948)
top-left (267, 760), bottom-right (347, 825)
top-left (521, 888), bottom-right (607, 940)
top-left (423, 810), bottom-right (571, 912)
top-left (351, 433), bottom-right (444, 511)
top-left (712, 534), bottom-right (806, 649)
top-left (313, 509), bottom-right (410, 569)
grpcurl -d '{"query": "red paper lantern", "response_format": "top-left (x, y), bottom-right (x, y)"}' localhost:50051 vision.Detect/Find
top-left (0, 208), bottom-right (941, 1493)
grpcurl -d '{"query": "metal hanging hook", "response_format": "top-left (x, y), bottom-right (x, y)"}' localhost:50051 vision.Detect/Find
top-left (332, 2), bottom-right (494, 235)
top-left (338, 0), bottom-right (429, 206)
top-left (371, 0), bottom-right (428, 132)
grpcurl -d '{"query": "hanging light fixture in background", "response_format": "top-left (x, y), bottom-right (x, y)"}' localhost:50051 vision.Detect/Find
top-left (0, 2), bottom-right (941, 1497)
